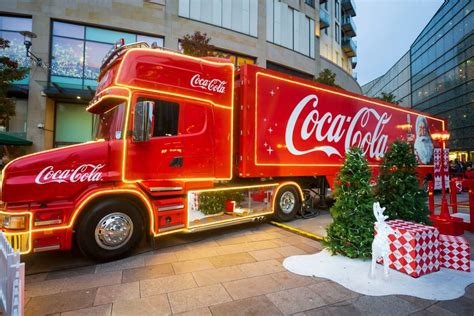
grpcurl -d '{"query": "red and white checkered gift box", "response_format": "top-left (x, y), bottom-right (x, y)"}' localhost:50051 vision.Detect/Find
top-left (377, 219), bottom-right (440, 278)
top-left (439, 234), bottom-right (470, 272)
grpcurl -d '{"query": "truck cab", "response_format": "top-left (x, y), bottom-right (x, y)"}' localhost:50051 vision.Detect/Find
top-left (89, 42), bottom-right (235, 183)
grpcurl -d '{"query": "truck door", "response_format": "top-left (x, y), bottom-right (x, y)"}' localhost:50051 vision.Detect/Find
top-left (126, 95), bottom-right (184, 181)
top-left (181, 102), bottom-right (215, 179)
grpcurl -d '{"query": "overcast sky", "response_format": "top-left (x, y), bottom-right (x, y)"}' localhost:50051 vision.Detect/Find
top-left (355, 0), bottom-right (444, 86)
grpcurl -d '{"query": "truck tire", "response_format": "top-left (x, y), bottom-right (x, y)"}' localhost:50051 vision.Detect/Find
top-left (273, 185), bottom-right (301, 222)
top-left (77, 199), bottom-right (144, 261)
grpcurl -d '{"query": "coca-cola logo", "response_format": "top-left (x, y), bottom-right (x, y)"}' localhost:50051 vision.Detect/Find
top-left (285, 94), bottom-right (392, 159)
top-left (190, 74), bottom-right (227, 94)
top-left (35, 164), bottom-right (105, 185)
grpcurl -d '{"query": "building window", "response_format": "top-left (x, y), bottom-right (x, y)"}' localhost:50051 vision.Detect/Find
top-left (0, 15), bottom-right (32, 85)
top-left (266, 0), bottom-right (315, 58)
top-left (55, 103), bottom-right (94, 146)
top-left (50, 21), bottom-right (163, 90)
top-left (178, 0), bottom-right (257, 37)
top-left (305, 0), bottom-right (315, 8)
top-left (215, 49), bottom-right (256, 68)
top-left (323, 43), bottom-right (329, 59)
top-left (335, 23), bottom-right (340, 44)
top-left (177, 42), bottom-right (256, 68)
top-left (335, 0), bottom-right (341, 21)
top-left (267, 61), bottom-right (313, 80)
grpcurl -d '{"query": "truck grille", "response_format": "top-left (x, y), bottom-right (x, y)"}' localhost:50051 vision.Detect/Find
top-left (4, 233), bottom-right (30, 253)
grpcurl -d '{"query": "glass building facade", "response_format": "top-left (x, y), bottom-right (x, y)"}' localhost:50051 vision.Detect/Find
top-left (410, 0), bottom-right (473, 161)
top-left (364, 0), bottom-right (473, 161)
top-left (362, 52), bottom-right (411, 107)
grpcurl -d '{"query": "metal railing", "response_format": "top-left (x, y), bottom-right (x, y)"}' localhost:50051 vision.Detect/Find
top-left (0, 232), bottom-right (25, 316)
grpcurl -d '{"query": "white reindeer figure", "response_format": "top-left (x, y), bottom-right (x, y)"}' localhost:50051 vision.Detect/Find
top-left (370, 202), bottom-right (395, 279)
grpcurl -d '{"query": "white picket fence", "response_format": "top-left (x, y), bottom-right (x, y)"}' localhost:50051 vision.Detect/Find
top-left (0, 232), bottom-right (24, 316)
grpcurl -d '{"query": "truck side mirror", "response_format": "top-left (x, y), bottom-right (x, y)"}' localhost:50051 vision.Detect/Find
top-left (133, 101), bottom-right (154, 142)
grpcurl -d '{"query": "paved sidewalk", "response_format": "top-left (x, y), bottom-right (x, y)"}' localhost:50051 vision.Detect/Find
top-left (23, 219), bottom-right (474, 316)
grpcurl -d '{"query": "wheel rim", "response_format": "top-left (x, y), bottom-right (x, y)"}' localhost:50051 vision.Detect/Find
top-left (279, 191), bottom-right (296, 214)
top-left (94, 212), bottom-right (134, 250)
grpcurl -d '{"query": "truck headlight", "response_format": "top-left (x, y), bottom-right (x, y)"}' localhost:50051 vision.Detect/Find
top-left (0, 214), bottom-right (27, 230)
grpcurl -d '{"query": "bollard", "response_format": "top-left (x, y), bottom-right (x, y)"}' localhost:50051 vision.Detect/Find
top-left (450, 179), bottom-right (458, 213)
top-left (428, 180), bottom-right (434, 216)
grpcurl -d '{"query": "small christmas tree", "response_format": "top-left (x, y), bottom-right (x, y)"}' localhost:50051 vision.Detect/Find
top-left (325, 147), bottom-right (375, 258)
top-left (375, 140), bottom-right (429, 224)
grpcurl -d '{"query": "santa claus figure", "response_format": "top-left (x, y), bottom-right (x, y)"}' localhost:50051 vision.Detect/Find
top-left (414, 116), bottom-right (434, 164)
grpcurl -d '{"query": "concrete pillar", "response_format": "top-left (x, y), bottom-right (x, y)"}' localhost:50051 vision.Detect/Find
top-left (26, 14), bottom-right (51, 152)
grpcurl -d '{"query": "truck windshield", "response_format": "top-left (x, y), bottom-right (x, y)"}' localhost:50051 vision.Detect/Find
top-left (93, 101), bottom-right (126, 140)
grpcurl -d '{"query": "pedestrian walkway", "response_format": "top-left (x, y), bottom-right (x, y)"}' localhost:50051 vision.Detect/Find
top-left (22, 219), bottom-right (474, 315)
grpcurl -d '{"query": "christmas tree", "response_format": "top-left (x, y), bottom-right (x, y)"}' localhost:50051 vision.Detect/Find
top-left (375, 140), bottom-right (429, 224)
top-left (325, 147), bottom-right (375, 258)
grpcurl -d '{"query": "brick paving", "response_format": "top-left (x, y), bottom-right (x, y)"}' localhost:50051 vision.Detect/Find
top-left (22, 219), bottom-right (474, 316)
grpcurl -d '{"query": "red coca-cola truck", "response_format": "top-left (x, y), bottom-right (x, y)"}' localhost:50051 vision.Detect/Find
top-left (0, 42), bottom-right (445, 260)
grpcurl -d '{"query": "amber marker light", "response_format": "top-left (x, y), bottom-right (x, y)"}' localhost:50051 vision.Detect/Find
top-left (1, 209), bottom-right (33, 254)
top-left (396, 124), bottom-right (412, 130)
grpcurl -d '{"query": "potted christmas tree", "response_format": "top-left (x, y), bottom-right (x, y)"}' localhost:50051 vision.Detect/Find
top-left (325, 147), bottom-right (375, 258)
top-left (375, 140), bottom-right (429, 224)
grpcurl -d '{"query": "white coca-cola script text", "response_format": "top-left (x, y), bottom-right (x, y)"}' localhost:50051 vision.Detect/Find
top-left (190, 74), bottom-right (227, 94)
top-left (35, 164), bottom-right (105, 185)
top-left (285, 94), bottom-right (392, 159)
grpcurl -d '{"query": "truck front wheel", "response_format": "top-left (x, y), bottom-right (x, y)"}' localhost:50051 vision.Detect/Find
top-left (273, 185), bottom-right (301, 222)
top-left (77, 199), bottom-right (144, 261)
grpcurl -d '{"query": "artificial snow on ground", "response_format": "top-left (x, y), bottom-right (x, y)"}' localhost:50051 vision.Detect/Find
top-left (283, 249), bottom-right (474, 301)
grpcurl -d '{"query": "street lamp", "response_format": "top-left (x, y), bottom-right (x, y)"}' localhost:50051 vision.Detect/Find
top-left (19, 30), bottom-right (47, 68)
top-left (430, 130), bottom-right (463, 235)
top-left (431, 130), bottom-right (451, 220)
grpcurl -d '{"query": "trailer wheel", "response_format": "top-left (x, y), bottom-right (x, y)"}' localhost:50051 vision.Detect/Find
top-left (77, 199), bottom-right (144, 261)
top-left (273, 185), bottom-right (301, 222)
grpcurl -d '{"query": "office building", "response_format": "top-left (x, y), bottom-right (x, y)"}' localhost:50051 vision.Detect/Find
top-left (363, 0), bottom-right (473, 161)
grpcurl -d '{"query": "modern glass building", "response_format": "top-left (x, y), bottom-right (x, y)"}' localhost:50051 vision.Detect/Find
top-left (411, 0), bottom-right (473, 161)
top-left (362, 52), bottom-right (411, 107)
top-left (363, 0), bottom-right (473, 161)
top-left (1, 0), bottom-right (360, 153)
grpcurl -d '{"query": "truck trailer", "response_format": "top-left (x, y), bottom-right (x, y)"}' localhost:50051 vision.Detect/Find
top-left (0, 42), bottom-right (445, 260)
